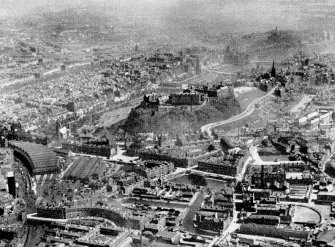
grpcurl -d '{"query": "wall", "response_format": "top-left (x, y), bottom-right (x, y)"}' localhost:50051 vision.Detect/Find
top-left (171, 93), bottom-right (203, 105)
top-left (238, 224), bottom-right (311, 241)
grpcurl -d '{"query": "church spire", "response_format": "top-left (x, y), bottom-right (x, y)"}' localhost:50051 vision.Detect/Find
top-left (271, 60), bottom-right (276, 78)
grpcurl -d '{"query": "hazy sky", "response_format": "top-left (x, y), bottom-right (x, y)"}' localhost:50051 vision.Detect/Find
top-left (0, 0), bottom-right (333, 38)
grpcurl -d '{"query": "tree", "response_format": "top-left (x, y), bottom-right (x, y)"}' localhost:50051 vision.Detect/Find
top-left (118, 127), bottom-right (127, 147)
top-left (207, 144), bottom-right (216, 152)
top-left (211, 129), bottom-right (219, 140)
top-left (175, 135), bottom-right (183, 147)
top-left (156, 134), bottom-right (162, 147)
top-left (199, 133), bottom-right (206, 140)
top-left (325, 161), bottom-right (335, 178)
top-left (188, 174), bottom-right (207, 186)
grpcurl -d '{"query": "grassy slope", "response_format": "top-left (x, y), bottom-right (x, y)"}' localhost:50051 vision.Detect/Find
top-left (124, 96), bottom-right (241, 135)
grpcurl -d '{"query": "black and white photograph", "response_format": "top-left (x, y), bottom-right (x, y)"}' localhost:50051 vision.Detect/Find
top-left (0, 0), bottom-right (334, 246)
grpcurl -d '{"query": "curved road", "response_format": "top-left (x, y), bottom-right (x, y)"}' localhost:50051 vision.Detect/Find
top-left (201, 87), bottom-right (276, 137)
top-left (198, 87), bottom-right (276, 245)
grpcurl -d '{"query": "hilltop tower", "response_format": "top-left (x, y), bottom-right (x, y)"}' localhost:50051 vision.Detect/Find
top-left (273, 26), bottom-right (278, 37)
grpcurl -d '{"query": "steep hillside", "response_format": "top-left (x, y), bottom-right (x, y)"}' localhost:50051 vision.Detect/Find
top-left (124, 96), bottom-right (241, 136)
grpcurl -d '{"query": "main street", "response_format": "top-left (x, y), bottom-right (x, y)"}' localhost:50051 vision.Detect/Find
top-left (198, 87), bottom-right (276, 246)
top-left (199, 85), bottom-right (333, 246)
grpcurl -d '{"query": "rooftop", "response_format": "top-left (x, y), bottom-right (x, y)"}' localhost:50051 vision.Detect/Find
top-left (9, 141), bottom-right (59, 174)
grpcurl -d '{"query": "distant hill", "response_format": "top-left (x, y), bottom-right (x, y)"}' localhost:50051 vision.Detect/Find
top-left (124, 95), bottom-right (241, 136)
top-left (241, 29), bottom-right (303, 60)
top-left (1, 40), bottom-right (36, 58)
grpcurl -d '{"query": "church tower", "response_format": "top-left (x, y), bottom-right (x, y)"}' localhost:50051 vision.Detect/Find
top-left (271, 60), bottom-right (276, 78)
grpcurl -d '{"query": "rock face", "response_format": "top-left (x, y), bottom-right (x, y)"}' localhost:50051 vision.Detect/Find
top-left (124, 95), bottom-right (241, 136)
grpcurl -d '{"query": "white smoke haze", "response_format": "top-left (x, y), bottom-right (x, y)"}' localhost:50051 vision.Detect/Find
top-left (0, 0), bottom-right (334, 46)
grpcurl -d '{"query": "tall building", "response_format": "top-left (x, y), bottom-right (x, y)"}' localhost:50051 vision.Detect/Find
top-left (195, 58), bottom-right (201, 75)
top-left (7, 175), bottom-right (15, 197)
top-left (56, 121), bottom-right (61, 140)
top-left (271, 60), bottom-right (276, 78)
